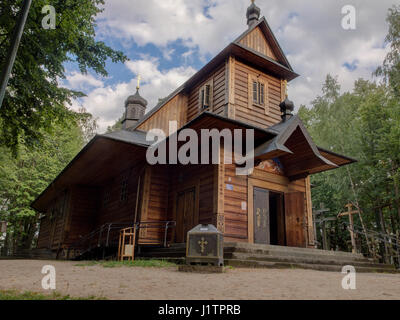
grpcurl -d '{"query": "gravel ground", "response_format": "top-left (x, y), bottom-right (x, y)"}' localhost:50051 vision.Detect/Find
top-left (0, 260), bottom-right (399, 300)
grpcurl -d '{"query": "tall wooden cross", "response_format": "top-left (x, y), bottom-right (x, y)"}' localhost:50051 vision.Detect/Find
top-left (313, 203), bottom-right (334, 250)
top-left (338, 203), bottom-right (360, 253)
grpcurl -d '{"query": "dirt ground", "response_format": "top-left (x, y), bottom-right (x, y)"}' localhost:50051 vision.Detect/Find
top-left (0, 260), bottom-right (399, 300)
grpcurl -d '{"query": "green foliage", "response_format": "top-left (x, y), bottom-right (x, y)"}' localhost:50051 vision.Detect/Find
top-left (375, 5), bottom-right (400, 96)
top-left (0, 289), bottom-right (106, 300)
top-left (106, 115), bottom-right (123, 133)
top-left (298, 6), bottom-right (400, 254)
top-left (0, 0), bottom-right (127, 152)
top-left (299, 75), bottom-right (400, 252)
top-left (0, 110), bottom-right (96, 251)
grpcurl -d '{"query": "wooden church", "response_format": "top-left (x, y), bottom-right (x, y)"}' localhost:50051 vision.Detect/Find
top-left (32, 1), bottom-right (355, 258)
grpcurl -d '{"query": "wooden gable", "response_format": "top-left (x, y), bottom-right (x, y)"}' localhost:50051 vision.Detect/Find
top-left (234, 17), bottom-right (293, 71)
top-left (239, 26), bottom-right (277, 61)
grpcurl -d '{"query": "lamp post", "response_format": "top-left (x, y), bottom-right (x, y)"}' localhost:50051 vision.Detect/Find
top-left (0, 0), bottom-right (32, 109)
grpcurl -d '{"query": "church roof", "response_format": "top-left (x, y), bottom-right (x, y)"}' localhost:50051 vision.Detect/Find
top-left (102, 128), bottom-right (151, 147)
top-left (131, 15), bottom-right (299, 132)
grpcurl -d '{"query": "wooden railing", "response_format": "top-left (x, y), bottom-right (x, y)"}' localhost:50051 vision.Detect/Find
top-left (66, 221), bottom-right (176, 259)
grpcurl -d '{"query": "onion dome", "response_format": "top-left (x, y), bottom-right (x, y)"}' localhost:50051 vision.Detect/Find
top-left (246, 0), bottom-right (261, 27)
top-left (279, 96), bottom-right (295, 122)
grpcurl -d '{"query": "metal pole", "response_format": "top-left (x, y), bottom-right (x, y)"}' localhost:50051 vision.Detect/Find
top-left (0, 0), bottom-right (32, 109)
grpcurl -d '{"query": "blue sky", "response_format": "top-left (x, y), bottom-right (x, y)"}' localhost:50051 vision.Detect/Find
top-left (62, 0), bottom-right (395, 132)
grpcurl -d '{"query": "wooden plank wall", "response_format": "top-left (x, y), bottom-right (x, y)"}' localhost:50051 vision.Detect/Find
top-left (64, 186), bottom-right (99, 246)
top-left (37, 192), bottom-right (70, 250)
top-left (187, 64), bottom-right (226, 122)
top-left (139, 165), bottom-right (169, 241)
top-left (239, 26), bottom-right (277, 60)
top-left (95, 165), bottom-right (143, 227)
top-left (224, 163), bottom-right (248, 242)
top-left (233, 60), bottom-right (283, 127)
top-left (167, 164), bottom-right (215, 242)
top-left (137, 94), bottom-right (188, 134)
top-left (221, 162), bottom-right (311, 244)
top-left (37, 215), bottom-right (51, 249)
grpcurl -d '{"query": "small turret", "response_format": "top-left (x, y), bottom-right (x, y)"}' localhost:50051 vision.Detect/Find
top-left (246, 0), bottom-right (261, 28)
top-left (122, 77), bottom-right (147, 130)
top-left (280, 96), bottom-right (294, 122)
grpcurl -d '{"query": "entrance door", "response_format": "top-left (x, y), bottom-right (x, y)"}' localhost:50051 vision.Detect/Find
top-left (175, 188), bottom-right (196, 243)
top-left (285, 192), bottom-right (306, 247)
top-left (253, 187), bottom-right (270, 244)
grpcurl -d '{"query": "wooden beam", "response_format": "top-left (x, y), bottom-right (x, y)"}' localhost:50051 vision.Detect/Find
top-left (305, 176), bottom-right (314, 247)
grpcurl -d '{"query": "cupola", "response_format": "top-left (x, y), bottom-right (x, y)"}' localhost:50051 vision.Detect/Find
top-left (246, 0), bottom-right (261, 28)
top-left (122, 77), bottom-right (148, 130)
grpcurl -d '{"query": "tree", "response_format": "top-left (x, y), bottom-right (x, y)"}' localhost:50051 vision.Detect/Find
top-left (375, 5), bottom-right (400, 96)
top-left (0, 0), bottom-right (127, 152)
top-left (0, 111), bottom-right (97, 253)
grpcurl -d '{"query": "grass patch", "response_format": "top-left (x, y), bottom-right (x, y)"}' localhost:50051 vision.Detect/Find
top-left (75, 259), bottom-right (177, 268)
top-left (0, 290), bottom-right (105, 300)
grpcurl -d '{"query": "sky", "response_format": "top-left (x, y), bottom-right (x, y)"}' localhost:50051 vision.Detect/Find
top-left (61, 0), bottom-right (395, 133)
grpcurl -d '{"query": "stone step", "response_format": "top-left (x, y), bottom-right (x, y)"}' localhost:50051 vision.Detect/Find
top-left (225, 259), bottom-right (399, 273)
top-left (224, 247), bottom-right (375, 264)
top-left (224, 242), bottom-right (366, 259)
top-left (224, 246), bottom-right (373, 263)
top-left (225, 252), bottom-right (395, 270)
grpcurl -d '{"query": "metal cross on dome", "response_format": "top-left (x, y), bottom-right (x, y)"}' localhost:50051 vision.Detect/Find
top-left (136, 74), bottom-right (141, 90)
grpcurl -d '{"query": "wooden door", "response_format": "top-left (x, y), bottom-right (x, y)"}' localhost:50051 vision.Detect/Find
top-left (285, 192), bottom-right (306, 247)
top-left (253, 187), bottom-right (270, 244)
top-left (175, 188), bottom-right (197, 243)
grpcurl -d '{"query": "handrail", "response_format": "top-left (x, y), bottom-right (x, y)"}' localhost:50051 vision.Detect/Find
top-left (66, 220), bottom-right (176, 258)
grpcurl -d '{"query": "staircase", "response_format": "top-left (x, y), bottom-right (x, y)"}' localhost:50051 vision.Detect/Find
top-left (10, 248), bottom-right (57, 260)
top-left (139, 242), bottom-right (399, 273)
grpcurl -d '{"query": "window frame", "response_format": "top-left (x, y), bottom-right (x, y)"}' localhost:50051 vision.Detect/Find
top-left (248, 75), bottom-right (269, 115)
top-left (199, 79), bottom-right (214, 111)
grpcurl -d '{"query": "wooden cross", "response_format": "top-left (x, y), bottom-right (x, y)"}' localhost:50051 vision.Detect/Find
top-left (338, 203), bottom-right (360, 253)
top-left (198, 237), bottom-right (208, 253)
top-left (313, 203), bottom-right (331, 250)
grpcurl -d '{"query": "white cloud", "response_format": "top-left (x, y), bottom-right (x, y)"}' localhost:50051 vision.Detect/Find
top-left (66, 59), bottom-right (196, 133)
top-left (96, 0), bottom-right (393, 109)
top-left (64, 72), bottom-right (105, 91)
top-left (71, 0), bottom-right (394, 132)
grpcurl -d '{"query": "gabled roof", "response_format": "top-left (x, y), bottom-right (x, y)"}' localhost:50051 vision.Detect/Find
top-left (31, 130), bottom-right (151, 211)
top-left (233, 17), bottom-right (293, 70)
top-left (249, 115), bottom-right (357, 180)
top-left (132, 17), bottom-right (299, 131)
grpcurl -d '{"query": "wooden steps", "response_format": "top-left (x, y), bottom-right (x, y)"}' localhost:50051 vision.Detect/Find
top-left (10, 248), bottom-right (57, 260)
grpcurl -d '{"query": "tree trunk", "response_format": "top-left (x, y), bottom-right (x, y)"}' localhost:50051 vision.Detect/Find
top-left (392, 172), bottom-right (400, 229)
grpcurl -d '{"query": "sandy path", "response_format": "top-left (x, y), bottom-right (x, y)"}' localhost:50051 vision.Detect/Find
top-left (0, 260), bottom-right (399, 300)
